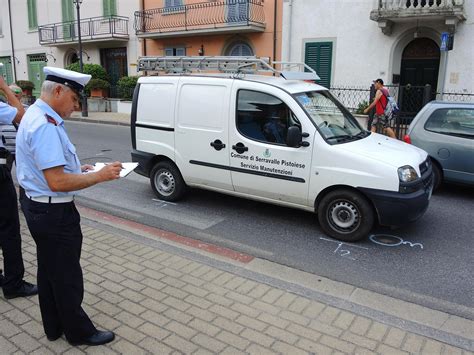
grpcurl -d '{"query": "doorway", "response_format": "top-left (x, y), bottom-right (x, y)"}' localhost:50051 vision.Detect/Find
top-left (399, 38), bottom-right (440, 115)
top-left (100, 47), bottom-right (127, 98)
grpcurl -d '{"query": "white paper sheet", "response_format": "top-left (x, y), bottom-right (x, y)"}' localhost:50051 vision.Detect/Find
top-left (84, 162), bottom-right (138, 178)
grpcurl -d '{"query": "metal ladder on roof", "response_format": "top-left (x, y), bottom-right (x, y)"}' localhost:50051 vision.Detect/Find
top-left (137, 56), bottom-right (320, 81)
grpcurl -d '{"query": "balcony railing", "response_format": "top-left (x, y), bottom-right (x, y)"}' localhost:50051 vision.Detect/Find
top-left (377, 0), bottom-right (464, 11)
top-left (134, 0), bottom-right (265, 37)
top-left (371, 0), bottom-right (466, 34)
top-left (39, 16), bottom-right (129, 45)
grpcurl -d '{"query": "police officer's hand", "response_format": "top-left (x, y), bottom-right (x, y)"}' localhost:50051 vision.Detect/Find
top-left (81, 164), bottom-right (94, 173)
top-left (97, 161), bottom-right (123, 181)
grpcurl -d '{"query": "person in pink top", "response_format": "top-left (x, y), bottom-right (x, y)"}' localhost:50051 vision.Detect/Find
top-left (364, 79), bottom-right (396, 138)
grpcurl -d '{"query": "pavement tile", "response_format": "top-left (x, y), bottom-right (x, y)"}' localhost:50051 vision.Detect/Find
top-left (235, 314), bottom-right (268, 332)
top-left (193, 349), bottom-right (214, 355)
top-left (231, 303), bottom-right (261, 318)
top-left (275, 292), bottom-right (298, 308)
top-left (188, 318), bottom-right (221, 337)
top-left (350, 316), bottom-right (373, 336)
top-left (180, 274), bottom-right (206, 288)
top-left (241, 328), bottom-right (274, 348)
top-left (91, 313), bottom-right (122, 330)
top-left (320, 334), bottom-right (357, 353)
top-left (163, 334), bottom-right (199, 354)
top-left (110, 339), bottom-right (147, 354)
top-left (308, 319), bottom-right (344, 338)
top-left (247, 284), bottom-right (272, 299)
top-left (401, 332), bottom-right (425, 353)
top-left (165, 320), bottom-right (198, 339)
top-left (142, 269), bottom-right (166, 282)
top-left (114, 310), bottom-right (145, 328)
top-left (250, 300), bottom-right (280, 315)
top-left (287, 323), bottom-right (322, 343)
top-left (141, 309), bottom-right (171, 327)
top-left (377, 343), bottom-right (410, 355)
top-left (212, 317), bottom-right (245, 335)
top-left (279, 309), bottom-right (311, 326)
top-left (235, 279), bottom-right (259, 294)
top-left (220, 346), bottom-right (247, 355)
top-left (140, 298), bottom-right (168, 313)
top-left (0, 318), bottom-right (23, 337)
top-left (186, 306), bottom-right (218, 323)
top-left (246, 343), bottom-right (278, 355)
top-left (29, 346), bottom-right (56, 355)
top-left (226, 290), bottom-right (254, 305)
top-left (117, 299), bottom-right (147, 315)
top-left (420, 338), bottom-right (443, 354)
top-left (206, 293), bottom-right (234, 307)
top-left (137, 322), bottom-right (171, 340)
top-left (10, 332), bottom-right (41, 353)
top-left (139, 337), bottom-right (174, 354)
top-left (163, 308), bottom-right (193, 324)
top-left (209, 304), bottom-right (239, 320)
top-left (192, 333), bottom-right (227, 353)
top-left (265, 325), bottom-right (299, 345)
top-left (162, 285), bottom-right (189, 300)
top-left (0, 338), bottom-right (18, 354)
top-left (257, 312), bottom-right (290, 329)
top-left (341, 330), bottom-right (378, 350)
top-left (333, 310), bottom-right (356, 330)
top-left (288, 296), bottom-right (311, 314)
top-left (162, 296), bottom-right (192, 312)
top-left (261, 288), bottom-right (285, 304)
top-left (118, 288), bottom-right (147, 303)
top-left (384, 327), bottom-right (407, 348)
top-left (192, 265), bottom-right (217, 278)
top-left (20, 319), bottom-right (45, 339)
top-left (4, 308), bottom-right (31, 325)
top-left (366, 321), bottom-right (389, 341)
top-left (203, 283), bottom-right (228, 296)
top-left (114, 324), bottom-right (147, 343)
top-left (317, 306), bottom-right (341, 325)
top-left (185, 294), bottom-right (213, 309)
top-left (271, 340), bottom-right (310, 355)
top-left (101, 271), bottom-right (127, 284)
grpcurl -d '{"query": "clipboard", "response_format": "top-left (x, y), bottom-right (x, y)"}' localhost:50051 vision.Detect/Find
top-left (84, 162), bottom-right (138, 178)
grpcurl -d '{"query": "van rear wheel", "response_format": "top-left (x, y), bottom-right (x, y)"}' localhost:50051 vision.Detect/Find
top-left (317, 189), bottom-right (374, 242)
top-left (150, 162), bottom-right (186, 201)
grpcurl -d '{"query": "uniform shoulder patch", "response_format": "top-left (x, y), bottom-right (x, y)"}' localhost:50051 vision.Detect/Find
top-left (45, 114), bottom-right (57, 126)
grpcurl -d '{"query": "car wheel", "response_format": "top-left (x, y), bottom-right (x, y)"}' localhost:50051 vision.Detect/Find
top-left (150, 162), bottom-right (186, 201)
top-left (317, 189), bottom-right (374, 242)
top-left (431, 160), bottom-right (442, 191)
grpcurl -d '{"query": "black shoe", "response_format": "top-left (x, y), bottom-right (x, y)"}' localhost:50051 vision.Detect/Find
top-left (47, 333), bottom-right (62, 341)
top-left (69, 330), bottom-right (115, 346)
top-left (3, 281), bottom-right (38, 299)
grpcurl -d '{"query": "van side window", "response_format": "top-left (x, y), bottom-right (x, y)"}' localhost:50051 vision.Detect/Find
top-left (237, 90), bottom-right (299, 145)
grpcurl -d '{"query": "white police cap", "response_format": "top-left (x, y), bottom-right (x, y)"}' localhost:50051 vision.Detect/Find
top-left (43, 66), bottom-right (92, 94)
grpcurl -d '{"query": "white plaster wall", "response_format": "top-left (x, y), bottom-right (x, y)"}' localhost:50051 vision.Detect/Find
top-left (0, 0), bottom-right (141, 82)
top-left (282, 0), bottom-right (473, 93)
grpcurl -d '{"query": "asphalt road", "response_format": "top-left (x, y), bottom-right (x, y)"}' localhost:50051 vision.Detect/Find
top-left (67, 121), bottom-right (474, 319)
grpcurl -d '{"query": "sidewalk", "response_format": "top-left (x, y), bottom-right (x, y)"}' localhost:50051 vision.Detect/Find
top-left (1, 205), bottom-right (472, 354)
top-left (70, 111), bottom-right (131, 126)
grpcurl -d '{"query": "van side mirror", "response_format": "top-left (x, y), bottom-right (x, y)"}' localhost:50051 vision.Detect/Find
top-left (286, 126), bottom-right (303, 147)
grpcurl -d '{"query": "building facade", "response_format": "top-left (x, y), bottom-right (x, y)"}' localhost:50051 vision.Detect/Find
top-left (0, 0), bottom-right (140, 97)
top-left (135, 0), bottom-right (282, 63)
top-left (282, 0), bottom-right (472, 99)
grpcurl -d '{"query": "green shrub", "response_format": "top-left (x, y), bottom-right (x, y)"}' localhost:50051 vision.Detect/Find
top-left (88, 78), bottom-right (110, 90)
top-left (117, 76), bottom-right (138, 100)
top-left (16, 80), bottom-right (35, 91)
top-left (66, 63), bottom-right (109, 81)
top-left (355, 100), bottom-right (369, 115)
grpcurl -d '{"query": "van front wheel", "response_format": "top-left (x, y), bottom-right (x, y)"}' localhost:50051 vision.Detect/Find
top-left (150, 162), bottom-right (186, 201)
top-left (317, 189), bottom-right (374, 242)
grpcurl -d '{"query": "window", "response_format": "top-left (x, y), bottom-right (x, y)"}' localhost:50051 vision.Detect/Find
top-left (103, 0), bottom-right (117, 17)
top-left (27, 0), bottom-right (38, 30)
top-left (165, 47), bottom-right (185, 56)
top-left (164, 0), bottom-right (184, 12)
top-left (226, 42), bottom-right (253, 56)
top-left (237, 90), bottom-right (300, 145)
top-left (425, 108), bottom-right (474, 138)
top-left (305, 42), bottom-right (333, 88)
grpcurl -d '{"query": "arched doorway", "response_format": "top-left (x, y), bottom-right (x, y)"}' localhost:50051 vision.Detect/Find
top-left (399, 38), bottom-right (440, 116)
top-left (400, 38), bottom-right (440, 93)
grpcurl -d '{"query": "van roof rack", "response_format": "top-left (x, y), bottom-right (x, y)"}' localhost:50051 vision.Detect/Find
top-left (137, 56), bottom-right (320, 81)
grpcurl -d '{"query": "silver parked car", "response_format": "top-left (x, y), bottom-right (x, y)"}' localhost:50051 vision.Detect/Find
top-left (403, 101), bottom-right (474, 190)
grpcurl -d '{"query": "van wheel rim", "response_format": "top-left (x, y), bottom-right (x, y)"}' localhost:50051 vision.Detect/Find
top-left (156, 171), bottom-right (175, 196)
top-left (328, 201), bottom-right (359, 232)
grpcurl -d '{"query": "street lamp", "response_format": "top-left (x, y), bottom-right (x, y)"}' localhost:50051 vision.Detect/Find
top-left (73, 0), bottom-right (88, 117)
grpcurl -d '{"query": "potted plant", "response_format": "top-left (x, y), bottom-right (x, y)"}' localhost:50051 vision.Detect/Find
top-left (16, 80), bottom-right (35, 96)
top-left (117, 76), bottom-right (138, 100)
top-left (87, 78), bottom-right (110, 98)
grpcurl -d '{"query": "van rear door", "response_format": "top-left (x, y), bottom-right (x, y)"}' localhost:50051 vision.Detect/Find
top-left (175, 77), bottom-right (233, 191)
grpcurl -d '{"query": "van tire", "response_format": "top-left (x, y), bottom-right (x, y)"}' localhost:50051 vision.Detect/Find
top-left (317, 189), bottom-right (374, 242)
top-left (150, 162), bottom-right (186, 201)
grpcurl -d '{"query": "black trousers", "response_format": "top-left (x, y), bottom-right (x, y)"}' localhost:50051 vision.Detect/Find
top-left (0, 165), bottom-right (25, 292)
top-left (21, 198), bottom-right (96, 342)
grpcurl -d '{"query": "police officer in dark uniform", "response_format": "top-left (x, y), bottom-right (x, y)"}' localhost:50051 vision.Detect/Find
top-left (16, 67), bottom-right (122, 346)
top-left (0, 75), bottom-right (38, 298)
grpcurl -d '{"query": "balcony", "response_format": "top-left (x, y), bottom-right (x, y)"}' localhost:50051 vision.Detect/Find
top-left (38, 16), bottom-right (129, 46)
top-left (370, 0), bottom-right (466, 35)
top-left (134, 0), bottom-right (265, 39)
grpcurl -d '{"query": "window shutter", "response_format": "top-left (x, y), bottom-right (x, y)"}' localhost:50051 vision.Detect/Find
top-left (103, 0), bottom-right (117, 17)
top-left (175, 47), bottom-right (186, 56)
top-left (305, 42), bottom-right (333, 88)
top-left (27, 0), bottom-right (38, 30)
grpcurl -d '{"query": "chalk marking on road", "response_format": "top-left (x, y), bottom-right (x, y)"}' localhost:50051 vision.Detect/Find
top-left (319, 237), bottom-right (368, 261)
top-left (369, 234), bottom-right (424, 249)
top-left (152, 199), bottom-right (178, 207)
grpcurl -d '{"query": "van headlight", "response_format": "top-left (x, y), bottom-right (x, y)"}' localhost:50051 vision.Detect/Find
top-left (398, 165), bottom-right (418, 182)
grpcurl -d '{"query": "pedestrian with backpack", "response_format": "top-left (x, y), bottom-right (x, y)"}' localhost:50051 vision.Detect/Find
top-left (364, 78), bottom-right (396, 138)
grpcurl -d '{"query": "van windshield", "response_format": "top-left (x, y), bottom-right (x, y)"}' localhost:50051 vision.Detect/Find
top-left (294, 90), bottom-right (369, 144)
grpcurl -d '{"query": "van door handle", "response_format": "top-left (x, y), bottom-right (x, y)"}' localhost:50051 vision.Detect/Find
top-left (232, 142), bottom-right (248, 154)
top-left (210, 139), bottom-right (226, 151)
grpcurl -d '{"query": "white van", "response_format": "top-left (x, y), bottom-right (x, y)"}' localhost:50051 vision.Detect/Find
top-left (131, 57), bottom-right (433, 242)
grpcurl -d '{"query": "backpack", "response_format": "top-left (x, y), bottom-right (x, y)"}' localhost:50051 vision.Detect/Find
top-left (381, 90), bottom-right (400, 119)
